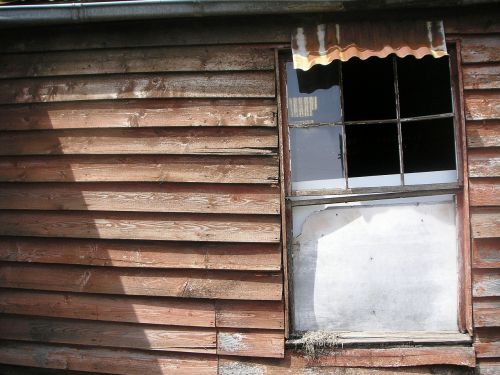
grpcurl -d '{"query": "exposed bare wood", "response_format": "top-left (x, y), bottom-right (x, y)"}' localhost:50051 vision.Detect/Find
top-left (0, 72), bottom-right (275, 104)
top-left (472, 238), bottom-right (500, 268)
top-left (217, 329), bottom-right (284, 358)
top-left (0, 237), bottom-right (281, 270)
top-left (473, 270), bottom-right (500, 297)
top-left (470, 209), bottom-right (500, 239)
top-left (467, 121), bottom-right (500, 148)
top-left (463, 64), bottom-right (500, 90)
top-left (215, 301), bottom-right (284, 329)
top-left (468, 149), bottom-right (500, 177)
top-left (469, 178), bottom-right (500, 206)
top-left (0, 211), bottom-right (280, 243)
top-left (465, 91), bottom-right (500, 121)
top-left (0, 46), bottom-right (274, 78)
top-left (0, 155), bottom-right (279, 184)
top-left (0, 340), bottom-right (218, 375)
top-left (475, 328), bottom-right (500, 358)
top-left (0, 127), bottom-right (278, 156)
top-left (0, 315), bottom-right (216, 354)
top-left (0, 289), bottom-right (216, 327)
top-left (461, 36), bottom-right (500, 63)
top-left (0, 263), bottom-right (283, 300)
top-left (0, 17), bottom-right (291, 53)
top-left (474, 298), bottom-right (500, 327)
top-left (0, 182), bottom-right (280, 215)
top-left (477, 360), bottom-right (500, 375)
top-left (0, 99), bottom-right (277, 131)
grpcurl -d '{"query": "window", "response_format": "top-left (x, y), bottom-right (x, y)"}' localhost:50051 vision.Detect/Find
top-left (282, 52), bottom-right (466, 338)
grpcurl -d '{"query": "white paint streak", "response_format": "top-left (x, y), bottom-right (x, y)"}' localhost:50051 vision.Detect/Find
top-left (218, 332), bottom-right (248, 353)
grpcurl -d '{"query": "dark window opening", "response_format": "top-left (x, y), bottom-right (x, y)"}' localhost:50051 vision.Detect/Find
top-left (346, 124), bottom-right (400, 177)
top-left (402, 118), bottom-right (456, 173)
top-left (397, 55), bottom-right (453, 118)
top-left (343, 57), bottom-right (396, 122)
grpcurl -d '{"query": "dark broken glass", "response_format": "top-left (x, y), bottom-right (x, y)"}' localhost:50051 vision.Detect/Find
top-left (397, 55), bottom-right (453, 118)
top-left (346, 123), bottom-right (400, 177)
top-left (402, 118), bottom-right (456, 173)
top-left (342, 57), bottom-right (396, 121)
top-left (286, 61), bottom-right (341, 125)
top-left (290, 126), bottom-right (345, 190)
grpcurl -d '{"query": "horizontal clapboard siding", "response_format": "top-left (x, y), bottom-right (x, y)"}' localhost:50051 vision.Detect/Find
top-left (462, 31), bottom-right (500, 375)
top-left (0, 31), bottom-right (284, 370)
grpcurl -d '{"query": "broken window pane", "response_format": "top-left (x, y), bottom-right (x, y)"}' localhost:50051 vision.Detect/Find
top-left (397, 55), bottom-right (453, 118)
top-left (292, 195), bottom-right (459, 332)
top-left (286, 62), bottom-right (341, 125)
top-left (290, 126), bottom-right (345, 190)
top-left (402, 118), bottom-right (456, 174)
top-left (342, 57), bottom-right (396, 121)
top-left (346, 123), bottom-right (400, 178)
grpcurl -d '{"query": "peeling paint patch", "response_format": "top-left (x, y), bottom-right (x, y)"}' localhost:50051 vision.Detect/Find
top-left (219, 361), bottom-right (265, 375)
top-left (218, 332), bottom-right (248, 353)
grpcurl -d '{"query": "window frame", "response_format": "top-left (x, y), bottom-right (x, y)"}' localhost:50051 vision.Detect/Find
top-left (277, 41), bottom-right (473, 342)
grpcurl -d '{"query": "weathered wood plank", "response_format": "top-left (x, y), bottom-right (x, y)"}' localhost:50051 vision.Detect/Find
top-left (0, 99), bottom-right (277, 131)
top-left (0, 315), bottom-right (216, 354)
top-left (0, 263), bottom-right (283, 300)
top-left (0, 183), bottom-right (280, 215)
top-left (475, 329), bottom-right (500, 358)
top-left (471, 209), bottom-right (500, 239)
top-left (473, 298), bottom-right (500, 327)
top-left (463, 64), bottom-right (500, 90)
top-left (465, 91), bottom-right (500, 121)
top-left (0, 17), bottom-right (291, 53)
top-left (0, 46), bottom-right (274, 78)
top-left (219, 347), bottom-right (476, 370)
top-left (473, 238), bottom-right (500, 268)
top-left (477, 360), bottom-right (500, 375)
top-left (0, 340), bottom-right (218, 375)
top-left (468, 149), bottom-right (500, 177)
top-left (0, 72), bottom-right (275, 104)
top-left (0, 211), bottom-right (280, 243)
top-left (0, 237), bottom-right (281, 270)
top-left (473, 270), bottom-right (500, 297)
top-left (215, 301), bottom-right (284, 330)
top-left (217, 329), bottom-right (284, 358)
top-left (445, 13), bottom-right (500, 34)
top-left (467, 121), bottom-right (500, 148)
top-left (0, 364), bottom-right (104, 375)
top-left (0, 127), bottom-right (278, 156)
top-left (461, 36), bottom-right (500, 63)
top-left (0, 289), bottom-right (215, 327)
top-left (0, 155), bottom-right (279, 184)
top-left (469, 178), bottom-right (500, 206)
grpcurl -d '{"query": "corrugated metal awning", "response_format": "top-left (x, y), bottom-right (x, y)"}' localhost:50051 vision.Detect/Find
top-left (292, 20), bottom-right (447, 71)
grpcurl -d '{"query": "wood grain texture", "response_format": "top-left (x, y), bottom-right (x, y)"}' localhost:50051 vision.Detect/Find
top-left (473, 238), bottom-right (500, 268)
top-left (0, 263), bottom-right (283, 300)
top-left (0, 155), bottom-right (279, 184)
top-left (474, 299), bottom-right (500, 327)
top-left (0, 46), bottom-right (274, 78)
top-left (465, 91), bottom-right (500, 121)
top-left (0, 289), bottom-right (215, 327)
top-left (0, 99), bottom-right (277, 131)
top-left (217, 329), bottom-right (284, 358)
top-left (0, 315), bottom-right (216, 354)
top-left (477, 360), bottom-right (500, 375)
top-left (473, 270), bottom-right (500, 297)
top-left (0, 211), bottom-right (280, 243)
top-left (0, 127), bottom-right (278, 155)
top-left (467, 121), bottom-right (500, 148)
top-left (0, 72), bottom-right (275, 104)
top-left (461, 36), bottom-right (500, 63)
top-left (215, 301), bottom-right (284, 330)
top-left (463, 64), bottom-right (500, 90)
top-left (0, 340), bottom-right (218, 375)
top-left (468, 149), bottom-right (500, 177)
top-left (0, 182), bottom-right (280, 215)
top-left (0, 237), bottom-right (281, 270)
top-left (475, 329), bottom-right (500, 358)
top-left (471, 209), bottom-right (500, 239)
top-left (469, 178), bottom-right (500, 206)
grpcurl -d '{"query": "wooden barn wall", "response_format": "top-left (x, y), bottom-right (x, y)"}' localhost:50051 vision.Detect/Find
top-left (0, 7), bottom-right (498, 375)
